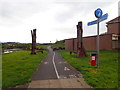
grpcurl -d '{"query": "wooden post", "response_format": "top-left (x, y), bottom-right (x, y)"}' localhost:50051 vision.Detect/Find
top-left (77, 21), bottom-right (87, 58)
top-left (31, 29), bottom-right (36, 55)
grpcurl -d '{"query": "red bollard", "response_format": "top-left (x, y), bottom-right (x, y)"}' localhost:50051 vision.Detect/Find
top-left (90, 52), bottom-right (97, 66)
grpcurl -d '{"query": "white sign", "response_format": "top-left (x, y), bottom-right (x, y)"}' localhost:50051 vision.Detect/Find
top-left (92, 56), bottom-right (95, 60)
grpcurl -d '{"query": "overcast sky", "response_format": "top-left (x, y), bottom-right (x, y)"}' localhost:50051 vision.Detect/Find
top-left (0, 0), bottom-right (119, 43)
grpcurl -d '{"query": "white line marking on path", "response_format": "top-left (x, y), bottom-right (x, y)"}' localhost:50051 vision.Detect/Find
top-left (69, 75), bottom-right (77, 78)
top-left (52, 52), bottom-right (59, 79)
top-left (44, 62), bottom-right (48, 64)
top-left (59, 75), bottom-right (67, 79)
top-left (58, 62), bottom-right (62, 64)
top-left (64, 67), bottom-right (70, 71)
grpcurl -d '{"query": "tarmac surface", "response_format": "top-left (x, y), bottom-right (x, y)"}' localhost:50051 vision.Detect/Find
top-left (28, 46), bottom-right (92, 88)
top-left (32, 46), bottom-right (82, 80)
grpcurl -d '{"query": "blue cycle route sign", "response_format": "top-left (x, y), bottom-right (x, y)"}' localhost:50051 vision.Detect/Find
top-left (87, 13), bottom-right (108, 26)
top-left (95, 8), bottom-right (103, 18)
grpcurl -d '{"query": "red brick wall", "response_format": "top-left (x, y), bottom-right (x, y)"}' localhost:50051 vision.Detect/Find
top-left (107, 23), bottom-right (119, 35)
top-left (65, 39), bottom-right (74, 51)
top-left (99, 34), bottom-right (112, 50)
top-left (65, 34), bottom-right (113, 51)
top-left (74, 39), bottom-right (77, 51)
top-left (83, 36), bottom-right (96, 51)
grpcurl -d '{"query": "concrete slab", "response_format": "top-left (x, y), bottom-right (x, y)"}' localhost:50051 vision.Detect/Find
top-left (49, 80), bottom-right (62, 88)
top-left (28, 78), bottom-right (92, 88)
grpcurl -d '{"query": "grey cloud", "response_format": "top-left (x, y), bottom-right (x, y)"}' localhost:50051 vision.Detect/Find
top-left (54, 0), bottom-right (118, 3)
top-left (1, 0), bottom-right (117, 23)
top-left (54, 2), bottom-right (116, 23)
top-left (0, 0), bottom-right (52, 27)
top-left (118, 1), bottom-right (120, 16)
top-left (0, 0), bottom-right (49, 24)
top-left (1, 1), bottom-right (48, 18)
top-left (53, 27), bottom-right (76, 34)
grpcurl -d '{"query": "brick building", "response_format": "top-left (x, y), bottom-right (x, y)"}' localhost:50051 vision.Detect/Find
top-left (65, 16), bottom-right (120, 51)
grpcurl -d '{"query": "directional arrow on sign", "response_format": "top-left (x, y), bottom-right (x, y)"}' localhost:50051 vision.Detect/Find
top-left (99, 13), bottom-right (108, 22)
top-left (87, 20), bottom-right (97, 26)
top-left (88, 13), bottom-right (108, 26)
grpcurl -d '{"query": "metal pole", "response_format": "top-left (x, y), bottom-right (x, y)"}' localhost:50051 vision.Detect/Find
top-left (97, 18), bottom-right (100, 68)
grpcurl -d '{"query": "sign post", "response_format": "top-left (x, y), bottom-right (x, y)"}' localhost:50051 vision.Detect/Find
top-left (97, 18), bottom-right (100, 68)
top-left (95, 8), bottom-right (102, 68)
top-left (95, 8), bottom-right (103, 69)
top-left (87, 8), bottom-right (108, 68)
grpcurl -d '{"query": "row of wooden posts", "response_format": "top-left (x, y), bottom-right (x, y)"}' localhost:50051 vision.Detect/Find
top-left (31, 21), bottom-right (87, 58)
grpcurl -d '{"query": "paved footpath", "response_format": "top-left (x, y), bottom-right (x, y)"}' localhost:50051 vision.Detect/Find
top-left (28, 46), bottom-right (92, 88)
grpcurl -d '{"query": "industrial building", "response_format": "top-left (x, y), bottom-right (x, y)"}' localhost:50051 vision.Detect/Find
top-left (65, 16), bottom-right (120, 51)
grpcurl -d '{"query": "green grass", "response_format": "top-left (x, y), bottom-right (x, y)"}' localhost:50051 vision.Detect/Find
top-left (51, 40), bottom-right (65, 49)
top-left (59, 50), bottom-right (118, 88)
top-left (36, 45), bottom-right (50, 49)
top-left (2, 50), bottom-right (48, 88)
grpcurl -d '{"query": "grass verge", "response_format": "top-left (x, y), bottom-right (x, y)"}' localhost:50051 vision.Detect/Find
top-left (51, 40), bottom-right (65, 49)
top-left (2, 50), bottom-right (48, 88)
top-left (59, 50), bottom-right (118, 88)
top-left (36, 45), bottom-right (50, 49)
